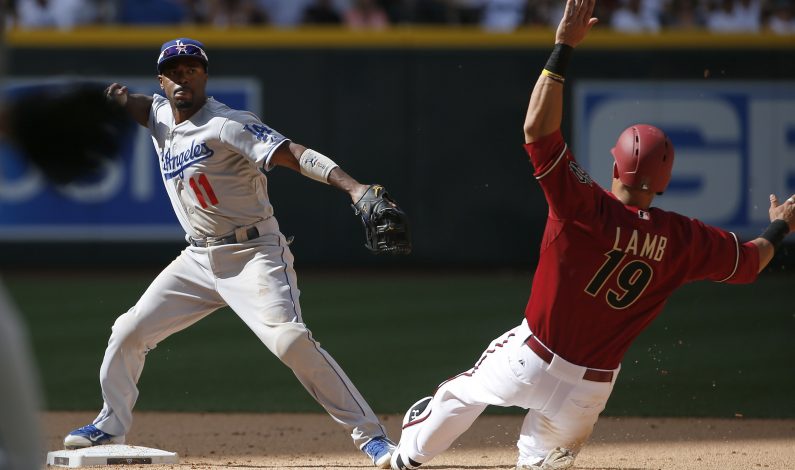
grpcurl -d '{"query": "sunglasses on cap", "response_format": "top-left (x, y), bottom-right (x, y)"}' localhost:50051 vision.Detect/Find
top-left (157, 43), bottom-right (208, 70)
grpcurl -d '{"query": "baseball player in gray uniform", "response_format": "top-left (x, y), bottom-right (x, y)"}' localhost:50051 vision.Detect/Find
top-left (62, 38), bottom-right (398, 468)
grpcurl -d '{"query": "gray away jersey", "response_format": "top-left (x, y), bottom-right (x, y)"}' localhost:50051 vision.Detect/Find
top-left (148, 94), bottom-right (288, 239)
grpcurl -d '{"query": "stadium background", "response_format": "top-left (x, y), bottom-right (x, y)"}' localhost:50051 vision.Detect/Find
top-left (1, 27), bottom-right (793, 420)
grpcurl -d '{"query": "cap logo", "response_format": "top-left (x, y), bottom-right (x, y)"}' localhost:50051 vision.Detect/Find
top-left (175, 39), bottom-right (189, 54)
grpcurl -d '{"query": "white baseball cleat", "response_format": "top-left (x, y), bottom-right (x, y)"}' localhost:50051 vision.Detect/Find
top-left (516, 447), bottom-right (575, 470)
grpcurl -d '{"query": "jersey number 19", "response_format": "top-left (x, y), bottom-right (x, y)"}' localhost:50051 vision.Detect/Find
top-left (585, 249), bottom-right (653, 309)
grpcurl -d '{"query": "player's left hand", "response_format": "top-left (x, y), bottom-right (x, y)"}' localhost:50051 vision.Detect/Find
top-left (351, 184), bottom-right (412, 255)
top-left (769, 193), bottom-right (795, 233)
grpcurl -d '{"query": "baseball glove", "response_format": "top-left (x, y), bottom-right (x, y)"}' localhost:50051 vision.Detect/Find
top-left (4, 81), bottom-right (128, 185)
top-left (351, 184), bottom-right (412, 255)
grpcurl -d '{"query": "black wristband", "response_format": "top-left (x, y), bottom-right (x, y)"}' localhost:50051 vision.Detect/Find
top-left (544, 43), bottom-right (573, 78)
top-left (760, 219), bottom-right (790, 251)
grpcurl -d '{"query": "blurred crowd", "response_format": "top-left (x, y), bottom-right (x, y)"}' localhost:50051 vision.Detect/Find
top-left (7, 0), bottom-right (795, 34)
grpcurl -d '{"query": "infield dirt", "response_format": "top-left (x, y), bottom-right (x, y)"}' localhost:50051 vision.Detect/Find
top-left (44, 412), bottom-right (795, 470)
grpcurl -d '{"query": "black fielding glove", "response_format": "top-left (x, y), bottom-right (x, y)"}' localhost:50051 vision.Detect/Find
top-left (351, 184), bottom-right (412, 255)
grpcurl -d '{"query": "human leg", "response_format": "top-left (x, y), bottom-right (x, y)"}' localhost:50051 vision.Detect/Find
top-left (392, 323), bottom-right (532, 469)
top-left (65, 249), bottom-right (224, 447)
top-left (391, 385), bottom-right (488, 469)
top-left (514, 347), bottom-right (617, 468)
top-left (216, 235), bottom-right (390, 462)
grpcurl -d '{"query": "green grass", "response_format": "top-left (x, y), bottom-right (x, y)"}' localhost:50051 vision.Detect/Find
top-left (4, 270), bottom-right (794, 418)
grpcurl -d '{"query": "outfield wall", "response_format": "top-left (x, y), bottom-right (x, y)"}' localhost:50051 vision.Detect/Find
top-left (2, 28), bottom-right (794, 268)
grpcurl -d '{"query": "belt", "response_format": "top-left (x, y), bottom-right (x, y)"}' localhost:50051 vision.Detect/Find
top-left (189, 226), bottom-right (260, 248)
top-left (525, 335), bottom-right (614, 383)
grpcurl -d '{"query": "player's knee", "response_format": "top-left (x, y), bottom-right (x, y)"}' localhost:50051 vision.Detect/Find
top-left (269, 323), bottom-right (311, 364)
top-left (109, 308), bottom-right (147, 349)
top-left (436, 381), bottom-right (467, 402)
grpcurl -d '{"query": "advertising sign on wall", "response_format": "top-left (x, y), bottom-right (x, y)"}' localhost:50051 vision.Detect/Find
top-left (0, 77), bottom-right (261, 241)
top-left (574, 81), bottom-right (795, 239)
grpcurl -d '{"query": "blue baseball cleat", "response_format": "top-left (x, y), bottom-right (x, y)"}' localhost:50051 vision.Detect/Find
top-left (362, 436), bottom-right (396, 468)
top-left (63, 424), bottom-right (125, 449)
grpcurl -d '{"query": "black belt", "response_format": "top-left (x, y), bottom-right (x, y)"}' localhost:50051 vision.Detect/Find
top-left (525, 335), bottom-right (614, 383)
top-left (189, 226), bottom-right (260, 247)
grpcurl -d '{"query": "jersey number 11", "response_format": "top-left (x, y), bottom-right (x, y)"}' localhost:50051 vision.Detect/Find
top-left (189, 174), bottom-right (219, 208)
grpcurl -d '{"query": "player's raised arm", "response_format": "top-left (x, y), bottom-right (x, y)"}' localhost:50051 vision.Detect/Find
top-left (523, 0), bottom-right (597, 143)
top-left (105, 83), bottom-right (152, 127)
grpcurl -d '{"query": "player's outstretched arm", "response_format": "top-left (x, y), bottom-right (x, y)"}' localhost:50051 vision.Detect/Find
top-left (106, 83), bottom-right (153, 127)
top-left (270, 141), bottom-right (368, 201)
top-left (523, 0), bottom-right (597, 143)
top-left (269, 141), bottom-right (412, 254)
top-left (750, 194), bottom-right (795, 272)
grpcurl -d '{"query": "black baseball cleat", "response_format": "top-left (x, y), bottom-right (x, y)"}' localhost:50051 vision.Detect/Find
top-left (390, 396), bottom-right (433, 470)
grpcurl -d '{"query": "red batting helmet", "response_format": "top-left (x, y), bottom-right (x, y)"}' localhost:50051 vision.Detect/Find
top-left (611, 124), bottom-right (675, 194)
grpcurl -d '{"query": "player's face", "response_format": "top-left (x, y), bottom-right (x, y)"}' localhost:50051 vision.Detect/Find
top-left (159, 58), bottom-right (208, 111)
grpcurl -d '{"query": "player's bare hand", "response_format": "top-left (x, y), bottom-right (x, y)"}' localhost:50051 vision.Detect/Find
top-left (555, 0), bottom-right (599, 47)
top-left (105, 83), bottom-right (129, 107)
top-left (769, 193), bottom-right (795, 232)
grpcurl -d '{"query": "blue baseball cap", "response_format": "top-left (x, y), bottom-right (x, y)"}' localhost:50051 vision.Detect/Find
top-left (157, 38), bottom-right (209, 73)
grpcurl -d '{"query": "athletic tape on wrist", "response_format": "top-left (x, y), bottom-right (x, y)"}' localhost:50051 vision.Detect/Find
top-left (299, 148), bottom-right (338, 184)
top-left (542, 69), bottom-right (565, 84)
top-left (544, 43), bottom-right (573, 79)
top-left (760, 219), bottom-right (789, 251)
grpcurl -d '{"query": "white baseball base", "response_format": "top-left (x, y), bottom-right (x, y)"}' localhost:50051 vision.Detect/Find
top-left (46, 445), bottom-right (178, 467)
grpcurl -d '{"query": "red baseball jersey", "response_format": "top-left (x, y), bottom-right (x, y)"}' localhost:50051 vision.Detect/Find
top-left (523, 130), bottom-right (759, 369)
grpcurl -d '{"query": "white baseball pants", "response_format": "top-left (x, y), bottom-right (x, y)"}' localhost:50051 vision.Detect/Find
top-left (398, 320), bottom-right (619, 466)
top-left (91, 231), bottom-right (386, 448)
